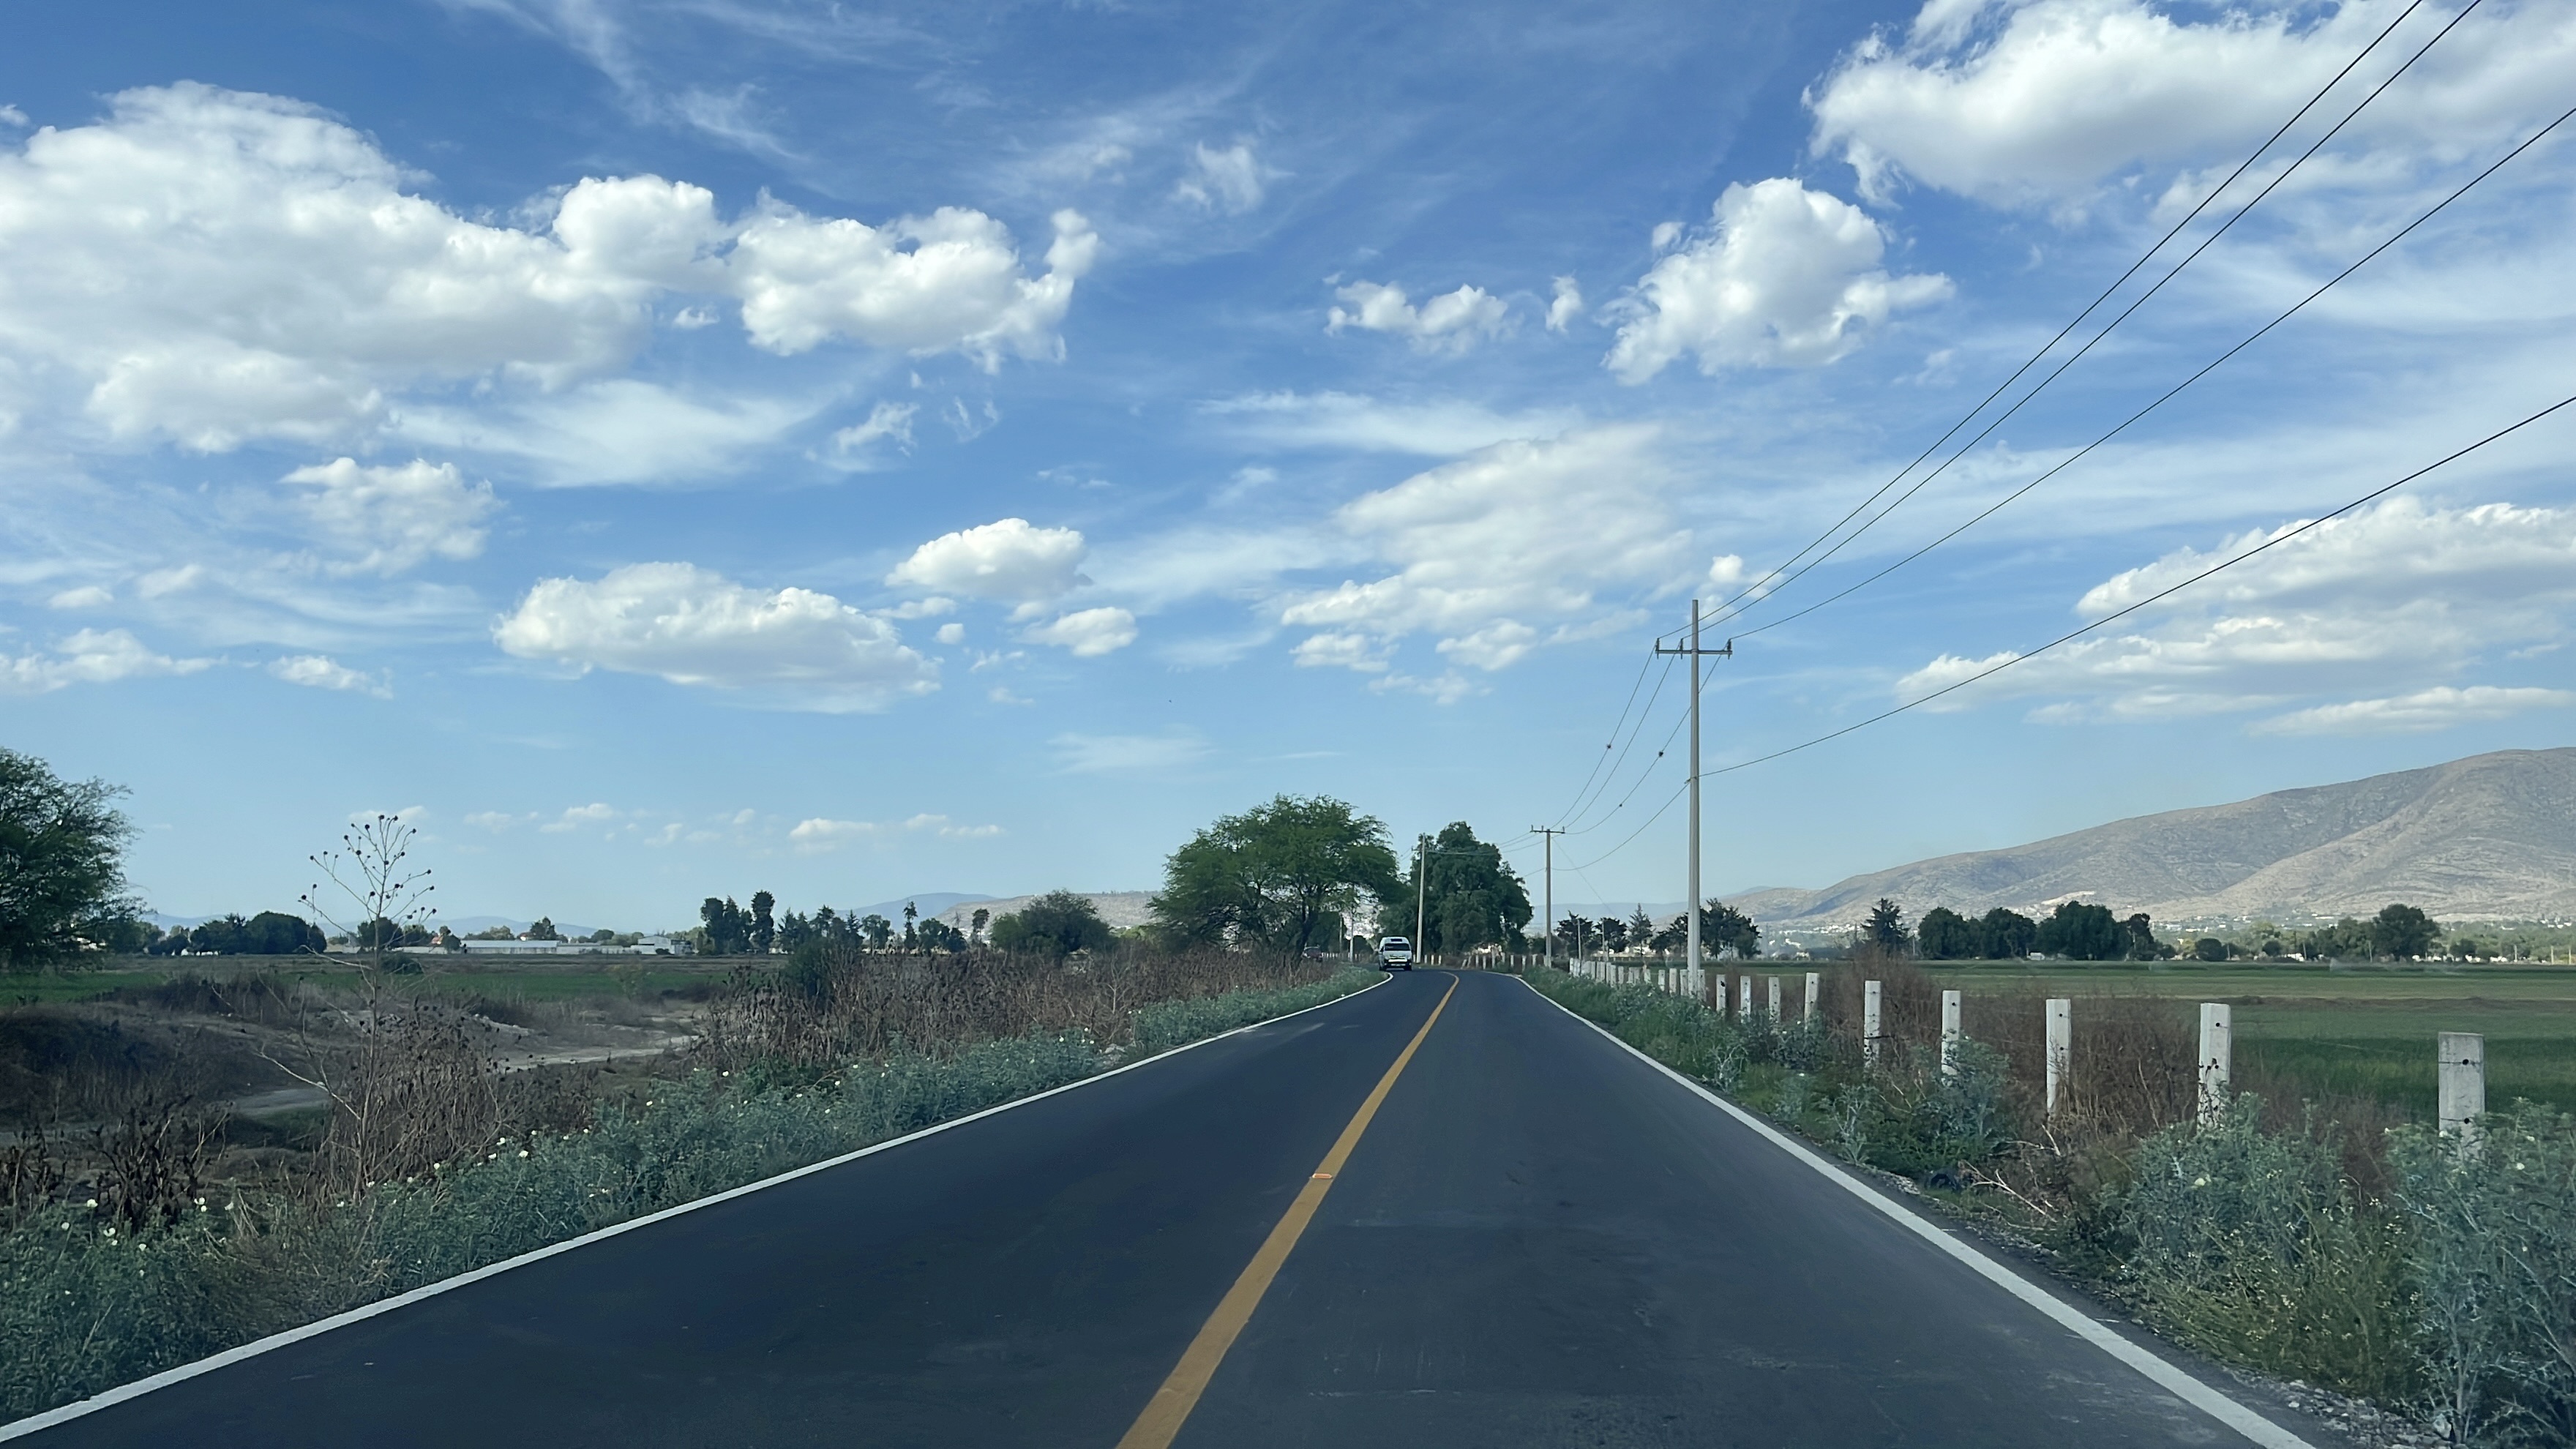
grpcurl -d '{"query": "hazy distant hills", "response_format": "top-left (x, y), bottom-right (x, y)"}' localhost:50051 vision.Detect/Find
top-left (931, 892), bottom-right (1156, 932)
top-left (1728, 748), bottom-right (2576, 929)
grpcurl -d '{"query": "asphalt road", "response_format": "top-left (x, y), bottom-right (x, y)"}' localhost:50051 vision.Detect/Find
top-left (24, 970), bottom-right (2298, 1447)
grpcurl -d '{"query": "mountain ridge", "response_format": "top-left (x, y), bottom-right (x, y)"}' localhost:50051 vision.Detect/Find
top-left (1723, 748), bottom-right (2575, 929)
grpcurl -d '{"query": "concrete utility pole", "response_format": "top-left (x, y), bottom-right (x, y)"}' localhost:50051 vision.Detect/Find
top-left (1414, 834), bottom-right (1429, 961)
top-left (1655, 601), bottom-right (1732, 994)
top-left (1532, 825), bottom-right (1565, 973)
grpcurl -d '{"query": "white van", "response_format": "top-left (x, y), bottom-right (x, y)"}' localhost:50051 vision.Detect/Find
top-left (1376, 936), bottom-right (1414, 970)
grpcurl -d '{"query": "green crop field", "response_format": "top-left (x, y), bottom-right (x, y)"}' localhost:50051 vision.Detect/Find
top-left (1917, 959), bottom-right (2576, 1115)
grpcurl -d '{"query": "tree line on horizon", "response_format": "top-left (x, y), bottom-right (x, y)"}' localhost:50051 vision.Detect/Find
top-left (0, 740), bottom-right (2535, 974)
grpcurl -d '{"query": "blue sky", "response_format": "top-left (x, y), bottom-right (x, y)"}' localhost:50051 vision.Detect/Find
top-left (3, 0), bottom-right (2571, 929)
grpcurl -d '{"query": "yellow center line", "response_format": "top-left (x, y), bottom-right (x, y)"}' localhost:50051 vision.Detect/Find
top-left (1113, 974), bottom-right (1458, 1449)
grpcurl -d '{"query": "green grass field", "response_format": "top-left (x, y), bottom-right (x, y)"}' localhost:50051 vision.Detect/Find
top-left (1919, 959), bottom-right (2576, 1115)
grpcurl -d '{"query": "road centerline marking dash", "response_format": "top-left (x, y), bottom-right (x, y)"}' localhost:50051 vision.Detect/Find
top-left (1114, 974), bottom-right (1456, 1449)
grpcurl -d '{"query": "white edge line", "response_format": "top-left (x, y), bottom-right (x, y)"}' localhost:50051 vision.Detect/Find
top-left (1519, 977), bottom-right (2313, 1449)
top-left (0, 973), bottom-right (1393, 1441)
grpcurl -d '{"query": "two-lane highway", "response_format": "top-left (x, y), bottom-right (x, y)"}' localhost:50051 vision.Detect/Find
top-left (18, 970), bottom-right (2299, 1446)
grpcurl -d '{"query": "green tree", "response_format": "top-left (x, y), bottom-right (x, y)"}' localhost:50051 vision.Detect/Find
top-left (527, 916), bottom-right (560, 941)
top-left (699, 896), bottom-right (750, 955)
top-left (0, 748), bottom-right (143, 970)
top-left (990, 891), bottom-right (1114, 957)
top-left (1699, 901), bottom-right (1760, 959)
top-left (1862, 898), bottom-right (1909, 954)
top-left (1978, 907), bottom-right (2039, 959)
top-left (2298, 917), bottom-right (2370, 960)
top-left (2121, 913), bottom-right (2171, 961)
top-left (970, 907), bottom-right (991, 945)
top-left (1596, 915), bottom-right (1629, 953)
top-left (1152, 795), bottom-right (1406, 955)
top-left (2192, 937), bottom-right (2228, 962)
top-left (858, 913), bottom-right (894, 949)
top-left (2370, 902), bottom-right (2441, 959)
top-left (1626, 905), bottom-right (1656, 950)
top-left (2035, 901), bottom-right (2124, 961)
top-left (1404, 822), bottom-right (1532, 954)
top-left (916, 916), bottom-right (968, 953)
top-left (750, 891), bottom-right (776, 954)
top-left (1917, 906), bottom-right (1977, 959)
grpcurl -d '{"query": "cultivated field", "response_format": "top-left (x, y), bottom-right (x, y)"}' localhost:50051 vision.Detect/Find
top-left (1916, 959), bottom-right (2576, 1115)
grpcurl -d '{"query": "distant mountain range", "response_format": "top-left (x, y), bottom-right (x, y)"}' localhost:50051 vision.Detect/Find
top-left (1725, 748), bottom-right (2575, 929)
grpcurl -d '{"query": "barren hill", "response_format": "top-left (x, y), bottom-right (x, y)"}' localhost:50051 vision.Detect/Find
top-left (1728, 748), bottom-right (2576, 929)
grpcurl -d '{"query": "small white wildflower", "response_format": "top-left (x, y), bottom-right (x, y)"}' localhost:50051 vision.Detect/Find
top-left (519, 1149), bottom-right (530, 1158)
top-left (85, 1198), bottom-right (97, 1208)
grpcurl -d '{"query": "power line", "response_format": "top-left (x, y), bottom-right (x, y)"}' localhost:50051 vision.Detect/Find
top-left (1701, 392), bottom-right (2576, 781)
top-left (1573, 390), bottom-right (2576, 868)
top-left (1701, 0), bottom-right (2498, 636)
top-left (1552, 654), bottom-right (1677, 829)
top-left (1726, 92), bottom-right (2576, 644)
top-left (1655, 0), bottom-right (2444, 648)
top-left (1542, 653), bottom-right (1658, 825)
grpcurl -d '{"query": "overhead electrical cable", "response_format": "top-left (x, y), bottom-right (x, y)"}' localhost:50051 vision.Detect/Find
top-left (1724, 91), bottom-right (2576, 643)
top-left (1543, 652), bottom-right (1660, 825)
top-left (1652, 0), bottom-right (2441, 649)
top-left (1551, 654), bottom-right (1677, 829)
top-left (1561, 692), bottom-right (1696, 835)
top-left (1699, 0), bottom-right (2498, 635)
top-left (1704, 394), bottom-right (2576, 781)
top-left (1572, 392), bottom-right (2576, 869)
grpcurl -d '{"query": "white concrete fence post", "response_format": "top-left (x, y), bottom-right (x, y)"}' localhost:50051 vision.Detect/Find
top-left (1738, 975), bottom-right (1753, 1021)
top-left (1940, 990), bottom-right (1963, 1078)
top-left (2045, 998), bottom-right (2072, 1118)
top-left (2438, 1031), bottom-right (2486, 1150)
top-left (1805, 972), bottom-right (1821, 1025)
top-left (1767, 976), bottom-right (1781, 1022)
top-left (2197, 1003), bottom-right (2231, 1123)
top-left (1863, 980), bottom-right (1883, 1068)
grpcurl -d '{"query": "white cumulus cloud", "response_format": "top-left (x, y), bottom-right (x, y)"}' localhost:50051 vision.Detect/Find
top-left (0, 84), bottom-right (1094, 454)
top-left (267, 654), bottom-right (392, 697)
top-left (728, 205), bottom-right (1096, 367)
top-left (1328, 281), bottom-right (1512, 356)
top-left (1605, 178), bottom-right (1950, 381)
top-left (1808, 0), bottom-right (2576, 209)
top-left (1279, 424), bottom-right (1693, 686)
top-left (1022, 606), bottom-right (1137, 657)
top-left (887, 518), bottom-right (1089, 603)
top-left (282, 458), bottom-right (496, 574)
top-left (494, 562), bottom-right (937, 711)
top-left (1898, 496), bottom-right (2576, 724)
top-left (0, 629), bottom-right (212, 694)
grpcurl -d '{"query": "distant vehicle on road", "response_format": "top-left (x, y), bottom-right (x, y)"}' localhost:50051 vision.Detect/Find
top-left (1376, 936), bottom-right (1413, 970)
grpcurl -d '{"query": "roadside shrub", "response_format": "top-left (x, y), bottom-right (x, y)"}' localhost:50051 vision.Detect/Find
top-left (2394, 1103), bottom-right (2576, 1445)
top-left (2119, 1097), bottom-right (2418, 1401)
top-left (0, 970), bottom-right (1371, 1421)
top-left (1130, 969), bottom-right (1377, 1053)
top-left (1845, 1041), bottom-right (2016, 1181)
